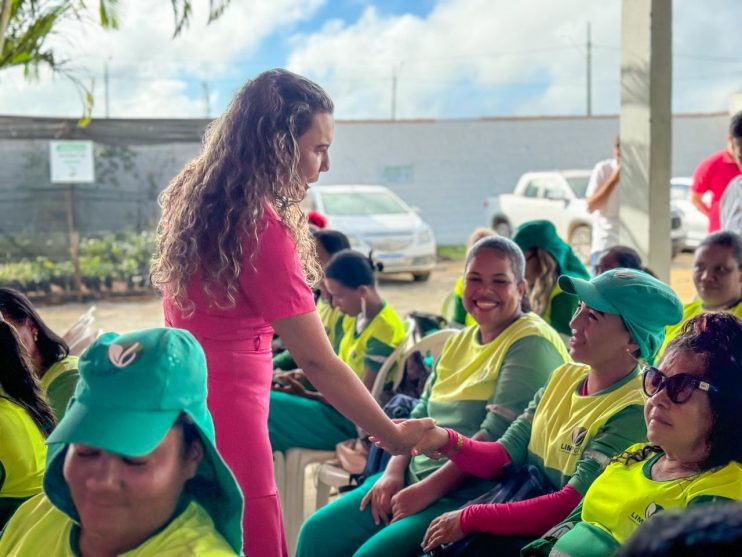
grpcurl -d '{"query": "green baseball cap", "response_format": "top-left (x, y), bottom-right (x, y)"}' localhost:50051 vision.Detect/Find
top-left (558, 269), bottom-right (683, 361)
top-left (513, 220), bottom-right (590, 280)
top-left (43, 328), bottom-right (243, 554)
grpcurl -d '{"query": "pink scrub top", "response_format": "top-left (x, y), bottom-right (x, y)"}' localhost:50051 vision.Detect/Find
top-left (164, 205), bottom-right (316, 557)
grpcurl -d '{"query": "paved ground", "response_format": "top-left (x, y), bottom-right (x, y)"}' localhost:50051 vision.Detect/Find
top-left (37, 254), bottom-right (696, 335)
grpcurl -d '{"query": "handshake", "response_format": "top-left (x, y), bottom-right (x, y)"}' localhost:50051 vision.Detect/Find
top-left (374, 419), bottom-right (455, 459)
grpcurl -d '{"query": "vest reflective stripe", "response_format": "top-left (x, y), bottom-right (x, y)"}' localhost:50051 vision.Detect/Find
top-left (338, 303), bottom-right (406, 379)
top-left (528, 363), bottom-right (644, 480)
top-left (430, 313), bottom-right (569, 403)
top-left (0, 496), bottom-right (237, 556)
top-left (579, 443), bottom-right (742, 545)
top-left (0, 398), bottom-right (46, 498)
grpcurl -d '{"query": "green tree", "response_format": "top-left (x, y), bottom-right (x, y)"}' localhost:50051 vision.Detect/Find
top-left (0, 0), bottom-right (231, 122)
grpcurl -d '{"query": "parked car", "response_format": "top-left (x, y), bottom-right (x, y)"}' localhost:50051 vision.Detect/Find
top-left (484, 170), bottom-right (685, 261)
top-left (670, 177), bottom-right (708, 250)
top-left (301, 185), bottom-right (437, 281)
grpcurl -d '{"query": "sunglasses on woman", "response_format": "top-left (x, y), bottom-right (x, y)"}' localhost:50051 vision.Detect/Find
top-left (642, 365), bottom-right (719, 404)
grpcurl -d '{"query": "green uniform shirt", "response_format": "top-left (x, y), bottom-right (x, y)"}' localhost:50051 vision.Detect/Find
top-left (39, 356), bottom-right (79, 421)
top-left (409, 313), bottom-right (569, 481)
top-left (338, 302), bottom-right (406, 378)
top-left (657, 298), bottom-right (742, 361)
top-left (0, 495), bottom-right (237, 556)
top-left (0, 395), bottom-right (47, 527)
top-left (498, 362), bottom-right (647, 495)
top-left (529, 444), bottom-right (742, 557)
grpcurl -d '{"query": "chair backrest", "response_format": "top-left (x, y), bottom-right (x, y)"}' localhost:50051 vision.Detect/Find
top-left (439, 290), bottom-right (455, 323)
top-left (391, 328), bottom-right (458, 392)
top-left (369, 317), bottom-right (416, 402)
top-left (62, 305), bottom-right (96, 347)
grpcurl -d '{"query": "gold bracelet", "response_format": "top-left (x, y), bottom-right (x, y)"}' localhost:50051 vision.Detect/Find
top-left (451, 431), bottom-right (464, 455)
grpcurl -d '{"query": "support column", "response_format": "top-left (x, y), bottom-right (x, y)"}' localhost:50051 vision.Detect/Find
top-left (619, 0), bottom-right (672, 281)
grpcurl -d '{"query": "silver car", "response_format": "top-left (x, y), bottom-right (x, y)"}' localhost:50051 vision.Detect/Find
top-left (302, 185), bottom-right (437, 281)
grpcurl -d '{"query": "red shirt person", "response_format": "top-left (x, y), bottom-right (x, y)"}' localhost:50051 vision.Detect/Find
top-left (691, 111), bottom-right (742, 233)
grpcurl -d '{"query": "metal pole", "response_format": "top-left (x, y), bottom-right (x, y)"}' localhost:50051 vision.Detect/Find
top-left (587, 22), bottom-right (592, 116)
top-left (104, 61), bottom-right (110, 118)
top-left (202, 81), bottom-right (211, 118)
top-left (65, 184), bottom-right (83, 300)
top-left (391, 66), bottom-right (397, 120)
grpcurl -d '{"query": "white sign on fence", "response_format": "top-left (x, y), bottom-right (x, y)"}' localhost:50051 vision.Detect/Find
top-left (49, 140), bottom-right (95, 183)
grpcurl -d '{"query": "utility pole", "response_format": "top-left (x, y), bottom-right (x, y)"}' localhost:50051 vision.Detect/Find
top-left (202, 81), bottom-right (211, 118)
top-left (586, 22), bottom-right (593, 116)
top-left (104, 60), bottom-right (110, 118)
top-left (390, 66), bottom-right (397, 120)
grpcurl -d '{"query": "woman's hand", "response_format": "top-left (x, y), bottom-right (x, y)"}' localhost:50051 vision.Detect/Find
top-left (370, 422), bottom-right (447, 457)
top-left (390, 482), bottom-right (437, 522)
top-left (421, 510), bottom-right (466, 553)
top-left (359, 470), bottom-right (405, 526)
top-left (271, 371), bottom-right (308, 396)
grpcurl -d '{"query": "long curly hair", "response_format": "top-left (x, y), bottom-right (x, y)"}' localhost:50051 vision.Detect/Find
top-left (151, 69), bottom-right (332, 313)
top-left (528, 248), bottom-right (557, 316)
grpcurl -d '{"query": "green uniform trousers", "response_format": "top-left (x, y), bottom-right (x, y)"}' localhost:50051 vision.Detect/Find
top-left (296, 472), bottom-right (489, 557)
top-left (268, 391), bottom-right (357, 452)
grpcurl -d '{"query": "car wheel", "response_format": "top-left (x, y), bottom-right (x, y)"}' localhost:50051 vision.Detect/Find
top-left (493, 218), bottom-right (512, 237)
top-left (412, 272), bottom-right (431, 282)
top-left (569, 225), bottom-right (592, 263)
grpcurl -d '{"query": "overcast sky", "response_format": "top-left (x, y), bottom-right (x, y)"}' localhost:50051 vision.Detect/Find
top-left (1, 0), bottom-right (739, 120)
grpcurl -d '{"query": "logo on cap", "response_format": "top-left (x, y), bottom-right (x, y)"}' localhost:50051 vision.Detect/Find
top-left (108, 342), bottom-right (142, 368)
top-left (613, 271), bottom-right (636, 279)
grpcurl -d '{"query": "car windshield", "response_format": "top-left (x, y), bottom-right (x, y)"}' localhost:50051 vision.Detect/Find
top-left (671, 183), bottom-right (690, 201)
top-left (565, 176), bottom-right (590, 198)
top-left (321, 191), bottom-right (408, 215)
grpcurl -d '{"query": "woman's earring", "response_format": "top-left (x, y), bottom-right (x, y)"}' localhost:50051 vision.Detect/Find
top-left (33, 329), bottom-right (39, 342)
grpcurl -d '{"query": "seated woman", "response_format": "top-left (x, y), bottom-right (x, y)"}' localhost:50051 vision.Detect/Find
top-left (296, 236), bottom-right (570, 557)
top-left (0, 328), bottom-right (244, 556)
top-left (273, 229), bottom-right (350, 371)
top-left (449, 227), bottom-right (497, 327)
top-left (269, 250), bottom-right (406, 452)
top-left (594, 245), bottom-right (656, 277)
top-left (523, 312), bottom-right (742, 557)
top-left (657, 230), bottom-right (742, 360)
top-left (513, 220), bottom-right (590, 339)
top-left (0, 318), bottom-right (55, 527)
top-left (0, 287), bottom-right (79, 420)
top-left (403, 269), bottom-right (683, 557)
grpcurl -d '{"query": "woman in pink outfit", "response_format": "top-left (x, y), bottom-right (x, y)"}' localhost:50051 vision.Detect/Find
top-left (151, 69), bottom-right (432, 557)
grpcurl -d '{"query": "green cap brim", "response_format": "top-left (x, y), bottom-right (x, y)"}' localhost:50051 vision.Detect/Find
top-left (46, 401), bottom-right (180, 457)
top-left (558, 275), bottom-right (620, 315)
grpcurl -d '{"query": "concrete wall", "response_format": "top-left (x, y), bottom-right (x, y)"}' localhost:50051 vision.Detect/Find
top-left (323, 113), bottom-right (728, 243)
top-left (0, 113), bottom-right (729, 245)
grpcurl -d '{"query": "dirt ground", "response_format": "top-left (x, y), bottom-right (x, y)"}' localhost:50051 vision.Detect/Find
top-left (37, 253), bottom-right (697, 335)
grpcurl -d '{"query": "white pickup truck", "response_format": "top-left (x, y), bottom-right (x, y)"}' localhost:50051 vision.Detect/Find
top-left (483, 170), bottom-right (685, 261)
top-left (483, 170), bottom-right (594, 260)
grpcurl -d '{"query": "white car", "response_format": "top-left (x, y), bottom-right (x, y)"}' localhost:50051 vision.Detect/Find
top-left (302, 185), bottom-right (437, 281)
top-left (670, 177), bottom-right (708, 250)
top-left (484, 170), bottom-right (686, 261)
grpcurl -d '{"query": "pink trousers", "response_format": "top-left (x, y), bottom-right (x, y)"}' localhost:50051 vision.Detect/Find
top-left (203, 333), bottom-right (288, 557)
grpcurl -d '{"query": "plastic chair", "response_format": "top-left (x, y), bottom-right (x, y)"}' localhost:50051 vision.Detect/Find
top-left (281, 317), bottom-right (416, 553)
top-left (62, 306), bottom-right (96, 349)
top-left (283, 448), bottom-right (336, 556)
top-left (313, 325), bottom-right (456, 511)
